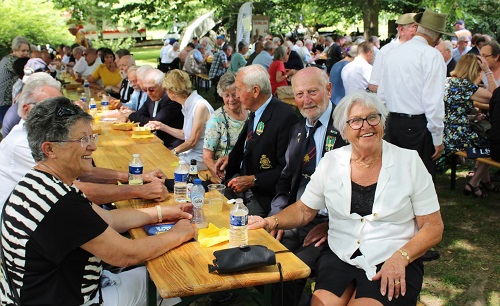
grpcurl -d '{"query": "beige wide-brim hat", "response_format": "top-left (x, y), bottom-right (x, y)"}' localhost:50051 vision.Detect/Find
top-left (396, 13), bottom-right (417, 25)
top-left (414, 9), bottom-right (455, 36)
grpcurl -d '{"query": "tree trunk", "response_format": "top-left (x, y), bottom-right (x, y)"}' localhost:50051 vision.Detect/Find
top-left (362, 0), bottom-right (379, 39)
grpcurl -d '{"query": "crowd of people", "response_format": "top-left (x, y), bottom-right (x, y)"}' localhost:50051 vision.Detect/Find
top-left (0, 7), bottom-right (498, 306)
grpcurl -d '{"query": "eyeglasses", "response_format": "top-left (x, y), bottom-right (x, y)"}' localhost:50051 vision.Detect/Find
top-left (145, 86), bottom-right (159, 93)
top-left (56, 106), bottom-right (77, 117)
top-left (346, 113), bottom-right (382, 130)
top-left (49, 134), bottom-right (99, 147)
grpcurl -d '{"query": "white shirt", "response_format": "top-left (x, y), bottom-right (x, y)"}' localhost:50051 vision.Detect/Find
top-left (301, 141), bottom-right (440, 279)
top-left (166, 49), bottom-right (180, 64)
top-left (0, 120), bottom-right (35, 209)
top-left (341, 56), bottom-right (372, 95)
top-left (379, 36), bottom-right (446, 146)
top-left (160, 45), bottom-right (173, 63)
top-left (73, 56), bottom-right (88, 75)
top-left (481, 74), bottom-right (500, 91)
top-left (83, 58), bottom-right (102, 78)
top-left (179, 91), bottom-right (214, 170)
top-left (298, 46), bottom-right (312, 65)
top-left (369, 38), bottom-right (401, 87)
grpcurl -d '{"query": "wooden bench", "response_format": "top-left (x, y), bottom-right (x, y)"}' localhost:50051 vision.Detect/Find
top-left (450, 151), bottom-right (500, 189)
top-left (195, 74), bottom-right (211, 92)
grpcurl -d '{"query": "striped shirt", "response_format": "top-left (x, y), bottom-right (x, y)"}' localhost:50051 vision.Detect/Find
top-left (1, 169), bottom-right (108, 305)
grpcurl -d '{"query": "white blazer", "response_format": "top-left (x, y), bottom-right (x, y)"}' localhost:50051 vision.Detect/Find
top-left (301, 140), bottom-right (440, 279)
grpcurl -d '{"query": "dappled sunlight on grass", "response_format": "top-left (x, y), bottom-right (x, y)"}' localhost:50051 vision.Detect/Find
top-left (448, 239), bottom-right (477, 252)
top-left (488, 291), bottom-right (500, 305)
top-left (421, 275), bottom-right (463, 305)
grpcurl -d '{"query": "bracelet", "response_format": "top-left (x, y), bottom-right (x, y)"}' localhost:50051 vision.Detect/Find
top-left (485, 70), bottom-right (493, 75)
top-left (266, 216), bottom-right (279, 230)
top-left (156, 205), bottom-right (163, 223)
top-left (397, 249), bottom-right (411, 264)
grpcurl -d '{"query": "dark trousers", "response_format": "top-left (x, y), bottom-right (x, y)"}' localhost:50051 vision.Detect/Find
top-left (491, 142), bottom-right (500, 162)
top-left (272, 215), bottom-right (329, 306)
top-left (385, 114), bottom-right (436, 179)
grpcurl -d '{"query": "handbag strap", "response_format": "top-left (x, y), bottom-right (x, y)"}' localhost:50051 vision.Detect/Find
top-left (1, 196), bottom-right (23, 306)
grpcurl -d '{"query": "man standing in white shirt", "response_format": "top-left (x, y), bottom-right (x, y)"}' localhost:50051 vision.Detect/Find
top-left (368, 13), bottom-right (418, 93)
top-left (379, 9), bottom-right (451, 179)
top-left (341, 41), bottom-right (374, 94)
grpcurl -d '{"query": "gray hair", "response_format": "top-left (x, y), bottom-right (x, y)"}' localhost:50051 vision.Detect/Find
top-left (284, 41), bottom-right (294, 50)
top-left (417, 25), bottom-right (441, 42)
top-left (73, 46), bottom-right (85, 55)
top-left (304, 39), bottom-right (314, 46)
top-left (143, 68), bottom-right (165, 86)
top-left (273, 46), bottom-right (287, 61)
top-left (291, 67), bottom-right (329, 92)
top-left (217, 72), bottom-right (236, 96)
top-left (18, 73), bottom-right (61, 117)
top-left (127, 65), bottom-right (138, 74)
top-left (26, 97), bottom-right (93, 162)
top-left (333, 91), bottom-right (388, 140)
top-left (12, 36), bottom-right (30, 51)
top-left (263, 41), bottom-right (275, 51)
top-left (441, 40), bottom-right (453, 51)
top-left (136, 65), bottom-right (154, 81)
top-left (325, 37), bottom-right (333, 43)
top-left (238, 65), bottom-right (271, 95)
top-left (238, 41), bottom-right (249, 52)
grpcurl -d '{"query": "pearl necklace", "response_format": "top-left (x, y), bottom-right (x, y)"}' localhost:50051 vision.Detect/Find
top-left (353, 154), bottom-right (381, 168)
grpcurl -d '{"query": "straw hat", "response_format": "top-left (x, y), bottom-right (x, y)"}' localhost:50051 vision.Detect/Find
top-left (413, 9), bottom-right (454, 36)
top-left (396, 13), bottom-right (417, 25)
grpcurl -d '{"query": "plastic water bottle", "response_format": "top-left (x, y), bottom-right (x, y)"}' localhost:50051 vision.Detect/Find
top-left (84, 80), bottom-right (91, 100)
top-left (89, 98), bottom-right (97, 117)
top-left (229, 198), bottom-right (249, 248)
top-left (174, 160), bottom-right (189, 203)
top-left (186, 159), bottom-right (199, 202)
top-left (80, 93), bottom-right (87, 105)
top-left (61, 65), bottom-right (67, 78)
top-left (321, 63), bottom-right (327, 73)
top-left (101, 94), bottom-right (109, 112)
top-left (128, 154), bottom-right (143, 185)
top-left (190, 178), bottom-right (207, 228)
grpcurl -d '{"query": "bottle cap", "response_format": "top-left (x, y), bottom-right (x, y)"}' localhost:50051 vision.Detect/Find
top-left (193, 178), bottom-right (202, 184)
top-left (179, 160), bottom-right (186, 164)
top-left (133, 154), bottom-right (139, 158)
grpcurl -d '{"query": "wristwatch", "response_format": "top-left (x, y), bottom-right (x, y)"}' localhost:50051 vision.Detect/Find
top-left (173, 149), bottom-right (178, 156)
top-left (253, 175), bottom-right (257, 185)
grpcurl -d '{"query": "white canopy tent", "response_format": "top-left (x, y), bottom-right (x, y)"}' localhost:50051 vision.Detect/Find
top-left (179, 11), bottom-right (216, 49)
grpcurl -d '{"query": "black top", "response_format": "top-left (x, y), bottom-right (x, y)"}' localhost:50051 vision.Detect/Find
top-left (350, 181), bottom-right (377, 217)
top-left (285, 50), bottom-right (304, 71)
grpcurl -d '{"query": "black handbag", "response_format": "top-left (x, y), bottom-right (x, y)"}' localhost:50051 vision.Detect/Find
top-left (208, 245), bottom-right (277, 273)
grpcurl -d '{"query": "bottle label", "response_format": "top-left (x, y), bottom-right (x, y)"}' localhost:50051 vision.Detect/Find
top-left (189, 165), bottom-right (198, 174)
top-left (192, 194), bottom-right (204, 208)
top-left (230, 214), bottom-right (248, 226)
top-left (129, 165), bottom-right (143, 175)
top-left (102, 101), bottom-right (108, 106)
top-left (174, 172), bottom-right (188, 182)
top-left (90, 104), bottom-right (97, 109)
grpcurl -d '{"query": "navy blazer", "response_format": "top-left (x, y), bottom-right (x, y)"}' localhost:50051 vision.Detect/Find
top-left (129, 91), bottom-right (184, 149)
top-left (271, 103), bottom-right (347, 214)
top-left (225, 96), bottom-right (299, 213)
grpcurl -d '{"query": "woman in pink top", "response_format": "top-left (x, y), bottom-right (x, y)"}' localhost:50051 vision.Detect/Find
top-left (268, 46), bottom-right (296, 94)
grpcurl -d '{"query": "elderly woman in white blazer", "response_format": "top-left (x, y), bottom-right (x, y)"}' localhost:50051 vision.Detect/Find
top-left (249, 91), bottom-right (444, 306)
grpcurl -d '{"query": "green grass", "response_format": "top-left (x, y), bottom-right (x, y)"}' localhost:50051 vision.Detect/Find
top-left (131, 47), bottom-right (500, 305)
top-left (130, 46), bottom-right (161, 67)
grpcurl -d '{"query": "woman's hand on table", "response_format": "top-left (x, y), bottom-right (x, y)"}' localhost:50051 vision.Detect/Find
top-left (372, 251), bottom-right (409, 301)
top-left (270, 229), bottom-right (284, 241)
top-left (145, 120), bottom-right (163, 131)
top-left (162, 203), bottom-right (193, 221)
top-left (170, 219), bottom-right (195, 243)
top-left (136, 181), bottom-right (169, 201)
top-left (143, 169), bottom-right (167, 182)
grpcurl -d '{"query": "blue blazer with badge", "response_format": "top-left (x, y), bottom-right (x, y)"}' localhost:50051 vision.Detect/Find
top-left (270, 102), bottom-right (347, 215)
top-left (225, 96), bottom-right (299, 213)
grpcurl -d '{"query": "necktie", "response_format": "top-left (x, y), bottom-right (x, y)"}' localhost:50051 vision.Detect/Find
top-left (246, 112), bottom-right (255, 142)
top-left (302, 121), bottom-right (322, 178)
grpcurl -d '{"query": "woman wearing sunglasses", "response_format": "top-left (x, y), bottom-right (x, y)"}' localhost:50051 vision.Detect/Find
top-left (1, 97), bottom-right (194, 305)
top-left (249, 92), bottom-right (444, 306)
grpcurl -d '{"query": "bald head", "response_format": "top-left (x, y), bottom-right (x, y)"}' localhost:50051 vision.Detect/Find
top-left (119, 55), bottom-right (135, 74)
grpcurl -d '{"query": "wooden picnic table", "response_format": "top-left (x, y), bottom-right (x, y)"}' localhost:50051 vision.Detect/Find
top-left (91, 123), bottom-right (311, 306)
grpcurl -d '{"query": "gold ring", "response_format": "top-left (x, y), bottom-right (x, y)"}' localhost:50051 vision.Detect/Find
top-left (395, 280), bottom-right (400, 285)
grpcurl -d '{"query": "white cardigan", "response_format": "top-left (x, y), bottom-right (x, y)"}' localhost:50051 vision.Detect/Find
top-left (301, 140), bottom-right (440, 279)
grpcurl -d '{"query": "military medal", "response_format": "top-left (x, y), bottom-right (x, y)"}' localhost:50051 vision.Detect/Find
top-left (325, 136), bottom-right (336, 152)
top-left (256, 122), bottom-right (264, 135)
top-left (303, 154), bottom-right (311, 163)
top-left (260, 154), bottom-right (271, 169)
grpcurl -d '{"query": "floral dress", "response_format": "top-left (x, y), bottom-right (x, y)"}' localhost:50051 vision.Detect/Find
top-left (443, 77), bottom-right (486, 152)
top-left (203, 107), bottom-right (247, 160)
